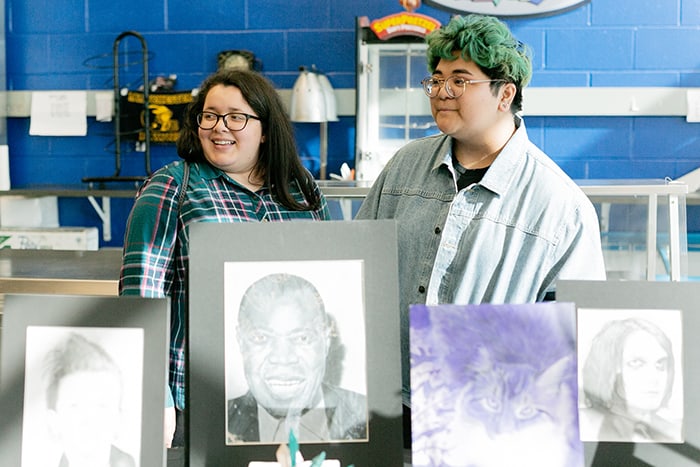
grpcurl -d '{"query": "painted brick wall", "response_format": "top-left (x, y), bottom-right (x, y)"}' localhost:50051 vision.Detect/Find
top-left (5, 0), bottom-right (700, 245)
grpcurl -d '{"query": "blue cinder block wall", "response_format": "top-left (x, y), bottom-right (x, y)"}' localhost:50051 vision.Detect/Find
top-left (5, 0), bottom-right (700, 247)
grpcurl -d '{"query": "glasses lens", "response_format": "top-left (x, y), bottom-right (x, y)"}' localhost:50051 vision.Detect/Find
top-left (224, 113), bottom-right (248, 131)
top-left (422, 78), bottom-right (438, 97)
top-left (196, 112), bottom-right (251, 130)
top-left (197, 112), bottom-right (218, 130)
top-left (445, 76), bottom-right (466, 98)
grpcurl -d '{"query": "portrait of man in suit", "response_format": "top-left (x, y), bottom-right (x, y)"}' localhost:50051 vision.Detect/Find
top-left (226, 272), bottom-right (368, 444)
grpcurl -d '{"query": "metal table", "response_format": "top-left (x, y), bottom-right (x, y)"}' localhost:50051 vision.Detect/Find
top-left (319, 179), bottom-right (689, 281)
top-left (0, 186), bottom-right (137, 243)
top-left (0, 179), bottom-right (688, 281)
top-left (0, 248), bottom-right (122, 296)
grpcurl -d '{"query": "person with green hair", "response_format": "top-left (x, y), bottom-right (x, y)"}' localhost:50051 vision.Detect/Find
top-left (356, 13), bottom-right (606, 447)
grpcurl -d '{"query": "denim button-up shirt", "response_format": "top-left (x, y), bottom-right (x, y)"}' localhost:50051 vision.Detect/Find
top-left (356, 119), bottom-right (606, 403)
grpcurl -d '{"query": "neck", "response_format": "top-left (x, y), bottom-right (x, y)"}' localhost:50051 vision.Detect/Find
top-left (228, 171), bottom-right (264, 191)
top-left (456, 150), bottom-right (497, 170)
top-left (453, 121), bottom-right (516, 170)
top-left (609, 402), bottom-right (655, 424)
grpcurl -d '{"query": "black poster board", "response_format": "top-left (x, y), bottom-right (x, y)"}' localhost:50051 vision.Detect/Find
top-left (0, 294), bottom-right (170, 467)
top-left (557, 280), bottom-right (700, 467)
top-left (188, 220), bottom-right (403, 466)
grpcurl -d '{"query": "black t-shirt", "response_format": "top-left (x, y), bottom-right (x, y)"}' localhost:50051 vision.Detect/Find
top-left (454, 162), bottom-right (489, 191)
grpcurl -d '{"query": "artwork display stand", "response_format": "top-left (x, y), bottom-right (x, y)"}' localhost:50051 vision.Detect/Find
top-left (187, 220), bottom-right (403, 467)
top-left (0, 294), bottom-right (170, 467)
top-left (558, 280), bottom-right (700, 467)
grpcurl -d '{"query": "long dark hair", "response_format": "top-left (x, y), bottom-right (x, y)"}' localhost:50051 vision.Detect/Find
top-left (177, 69), bottom-right (321, 210)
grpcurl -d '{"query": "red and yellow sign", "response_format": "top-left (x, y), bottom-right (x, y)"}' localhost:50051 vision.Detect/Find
top-left (370, 12), bottom-right (441, 40)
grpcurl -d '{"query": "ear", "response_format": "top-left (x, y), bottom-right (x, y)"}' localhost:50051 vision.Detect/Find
top-left (236, 326), bottom-right (245, 350)
top-left (499, 82), bottom-right (517, 112)
top-left (323, 323), bottom-right (333, 352)
top-left (535, 354), bottom-right (574, 396)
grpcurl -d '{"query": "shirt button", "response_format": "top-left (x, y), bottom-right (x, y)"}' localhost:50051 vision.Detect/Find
top-left (418, 285), bottom-right (426, 294)
top-left (434, 226), bottom-right (441, 234)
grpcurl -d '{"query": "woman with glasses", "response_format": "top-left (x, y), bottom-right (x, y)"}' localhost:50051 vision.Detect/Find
top-left (119, 69), bottom-right (330, 447)
top-left (356, 14), bottom-right (606, 451)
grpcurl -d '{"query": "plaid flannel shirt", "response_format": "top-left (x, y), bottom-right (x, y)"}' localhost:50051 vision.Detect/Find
top-left (119, 161), bottom-right (331, 409)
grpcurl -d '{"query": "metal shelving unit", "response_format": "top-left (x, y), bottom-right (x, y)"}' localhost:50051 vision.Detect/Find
top-left (83, 31), bottom-right (152, 186)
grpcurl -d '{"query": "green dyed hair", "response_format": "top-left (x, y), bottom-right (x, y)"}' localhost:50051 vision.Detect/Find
top-left (426, 14), bottom-right (532, 112)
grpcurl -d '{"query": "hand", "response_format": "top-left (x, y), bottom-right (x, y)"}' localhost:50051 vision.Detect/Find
top-left (274, 444), bottom-right (333, 467)
top-left (275, 444), bottom-right (292, 467)
top-left (164, 406), bottom-right (176, 448)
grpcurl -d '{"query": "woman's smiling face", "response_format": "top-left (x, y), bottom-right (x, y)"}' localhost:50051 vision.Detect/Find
top-left (198, 84), bottom-right (265, 186)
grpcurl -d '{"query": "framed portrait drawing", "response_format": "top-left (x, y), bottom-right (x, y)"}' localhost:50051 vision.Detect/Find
top-left (188, 220), bottom-right (403, 467)
top-left (557, 280), bottom-right (698, 467)
top-left (0, 294), bottom-right (170, 467)
top-left (577, 307), bottom-right (683, 444)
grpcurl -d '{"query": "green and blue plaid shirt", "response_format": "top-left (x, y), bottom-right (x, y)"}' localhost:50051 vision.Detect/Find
top-left (119, 161), bottom-right (330, 409)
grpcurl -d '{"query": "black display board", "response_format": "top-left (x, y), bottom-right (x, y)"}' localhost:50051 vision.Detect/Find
top-left (188, 220), bottom-right (403, 467)
top-left (0, 294), bottom-right (170, 467)
top-left (558, 280), bottom-right (700, 467)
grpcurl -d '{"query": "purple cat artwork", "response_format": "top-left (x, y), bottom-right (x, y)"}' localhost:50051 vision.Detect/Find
top-left (410, 302), bottom-right (583, 467)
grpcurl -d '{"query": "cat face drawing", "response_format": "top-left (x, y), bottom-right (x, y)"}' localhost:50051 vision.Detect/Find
top-left (410, 302), bottom-right (583, 467)
top-left (458, 346), bottom-right (574, 437)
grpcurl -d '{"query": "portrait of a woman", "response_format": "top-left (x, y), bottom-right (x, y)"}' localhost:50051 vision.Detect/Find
top-left (580, 316), bottom-right (683, 443)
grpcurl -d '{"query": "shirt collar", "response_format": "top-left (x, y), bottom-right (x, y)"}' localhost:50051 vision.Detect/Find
top-left (431, 135), bottom-right (454, 173)
top-left (479, 115), bottom-right (527, 196)
top-left (196, 160), bottom-right (222, 181)
top-left (256, 389), bottom-right (331, 442)
top-left (196, 160), bottom-right (269, 192)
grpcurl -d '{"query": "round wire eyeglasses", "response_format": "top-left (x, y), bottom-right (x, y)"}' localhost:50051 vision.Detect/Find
top-left (421, 76), bottom-right (506, 98)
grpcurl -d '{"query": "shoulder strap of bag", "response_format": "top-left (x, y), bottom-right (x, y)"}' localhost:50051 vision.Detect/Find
top-left (177, 161), bottom-right (190, 215)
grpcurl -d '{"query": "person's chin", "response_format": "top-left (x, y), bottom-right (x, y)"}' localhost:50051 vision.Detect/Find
top-left (262, 401), bottom-right (305, 417)
top-left (627, 401), bottom-right (663, 415)
top-left (262, 393), bottom-right (314, 413)
top-left (263, 406), bottom-right (293, 418)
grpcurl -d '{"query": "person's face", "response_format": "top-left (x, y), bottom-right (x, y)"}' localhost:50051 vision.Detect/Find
top-left (47, 370), bottom-right (122, 465)
top-left (198, 84), bottom-right (265, 185)
top-left (238, 296), bottom-right (329, 415)
top-left (428, 54), bottom-right (507, 143)
top-left (619, 330), bottom-right (669, 413)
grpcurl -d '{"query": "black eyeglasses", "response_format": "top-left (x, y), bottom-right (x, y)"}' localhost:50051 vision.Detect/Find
top-left (196, 111), bottom-right (261, 131)
top-left (421, 76), bottom-right (506, 98)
